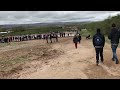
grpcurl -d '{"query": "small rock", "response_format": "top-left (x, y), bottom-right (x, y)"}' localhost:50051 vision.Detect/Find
top-left (45, 61), bottom-right (48, 63)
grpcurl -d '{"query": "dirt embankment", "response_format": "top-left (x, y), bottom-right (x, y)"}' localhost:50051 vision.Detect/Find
top-left (0, 40), bottom-right (64, 79)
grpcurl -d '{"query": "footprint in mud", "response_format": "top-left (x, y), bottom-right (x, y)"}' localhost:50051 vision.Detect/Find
top-left (57, 62), bottom-right (60, 64)
top-left (24, 66), bottom-right (31, 69)
top-left (89, 57), bottom-right (94, 59)
top-left (44, 61), bottom-right (50, 65)
top-left (64, 62), bottom-right (71, 66)
top-left (77, 60), bottom-right (82, 62)
top-left (77, 57), bottom-right (94, 64)
top-left (73, 52), bottom-right (79, 54)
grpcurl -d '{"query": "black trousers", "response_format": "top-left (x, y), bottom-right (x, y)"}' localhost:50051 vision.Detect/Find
top-left (95, 48), bottom-right (103, 63)
top-left (74, 42), bottom-right (77, 49)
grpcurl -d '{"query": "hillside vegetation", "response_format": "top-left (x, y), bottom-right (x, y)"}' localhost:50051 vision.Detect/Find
top-left (80, 14), bottom-right (120, 37)
top-left (0, 26), bottom-right (66, 37)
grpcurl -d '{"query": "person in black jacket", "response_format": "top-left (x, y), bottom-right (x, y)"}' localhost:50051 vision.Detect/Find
top-left (73, 34), bottom-right (78, 49)
top-left (93, 28), bottom-right (105, 66)
top-left (78, 34), bottom-right (81, 44)
top-left (108, 24), bottom-right (120, 64)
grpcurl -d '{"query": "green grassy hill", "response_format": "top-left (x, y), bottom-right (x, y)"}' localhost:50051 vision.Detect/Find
top-left (80, 14), bottom-right (120, 37)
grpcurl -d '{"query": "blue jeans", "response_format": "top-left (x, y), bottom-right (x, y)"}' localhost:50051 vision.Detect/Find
top-left (111, 45), bottom-right (118, 62)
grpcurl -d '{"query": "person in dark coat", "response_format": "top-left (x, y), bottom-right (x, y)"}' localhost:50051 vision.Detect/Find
top-left (93, 28), bottom-right (105, 66)
top-left (108, 24), bottom-right (120, 64)
top-left (78, 34), bottom-right (81, 44)
top-left (73, 35), bottom-right (78, 49)
top-left (68, 33), bottom-right (69, 37)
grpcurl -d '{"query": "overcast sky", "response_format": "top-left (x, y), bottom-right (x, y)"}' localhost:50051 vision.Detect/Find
top-left (0, 11), bottom-right (120, 25)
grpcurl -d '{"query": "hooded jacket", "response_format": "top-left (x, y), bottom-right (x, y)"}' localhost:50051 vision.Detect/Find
top-left (108, 27), bottom-right (120, 45)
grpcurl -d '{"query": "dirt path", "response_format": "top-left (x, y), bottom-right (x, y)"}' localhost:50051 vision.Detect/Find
top-left (1, 37), bottom-right (120, 79)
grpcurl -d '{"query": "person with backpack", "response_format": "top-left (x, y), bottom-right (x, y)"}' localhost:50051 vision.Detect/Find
top-left (108, 24), bottom-right (120, 64)
top-left (73, 34), bottom-right (78, 49)
top-left (93, 28), bottom-right (105, 66)
top-left (78, 34), bottom-right (81, 44)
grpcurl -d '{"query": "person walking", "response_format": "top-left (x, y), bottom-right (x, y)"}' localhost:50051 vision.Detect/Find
top-left (93, 28), bottom-right (105, 66)
top-left (78, 34), bottom-right (81, 44)
top-left (108, 24), bottom-right (120, 64)
top-left (73, 34), bottom-right (78, 49)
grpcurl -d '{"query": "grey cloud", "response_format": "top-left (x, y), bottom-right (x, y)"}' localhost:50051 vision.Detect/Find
top-left (0, 11), bottom-right (120, 25)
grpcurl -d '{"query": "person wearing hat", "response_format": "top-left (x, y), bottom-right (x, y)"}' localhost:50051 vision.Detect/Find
top-left (93, 28), bottom-right (105, 66)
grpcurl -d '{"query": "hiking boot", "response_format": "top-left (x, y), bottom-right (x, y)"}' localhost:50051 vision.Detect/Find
top-left (116, 61), bottom-right (119, 64)
top-left (112, 58), bottom-right (115, 61)
top-left (101, 61), bottom-right (104, 64)
top-left (96, 60), bottom-right (99, 66)
top-left (101, 59), bottom-right (104, 62)
top-left (96, 62), bottom-right (99, 66)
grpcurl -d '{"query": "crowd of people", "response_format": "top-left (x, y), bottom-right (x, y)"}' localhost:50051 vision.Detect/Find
top-left (0, 34), bottom-right (43, 43)
top-left (0, 31), bottom-right (73, 43)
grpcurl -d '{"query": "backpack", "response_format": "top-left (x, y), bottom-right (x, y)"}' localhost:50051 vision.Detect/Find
top-left (94, 35), bottom-right (103, 46)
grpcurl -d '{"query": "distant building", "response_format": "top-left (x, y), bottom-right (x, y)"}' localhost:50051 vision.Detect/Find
top-left (63, 26), bottom-right (80, 32)
top-left (0, 32), bottom-right (8, 34)
top-left (81, 28), bottom-right (87, 31)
